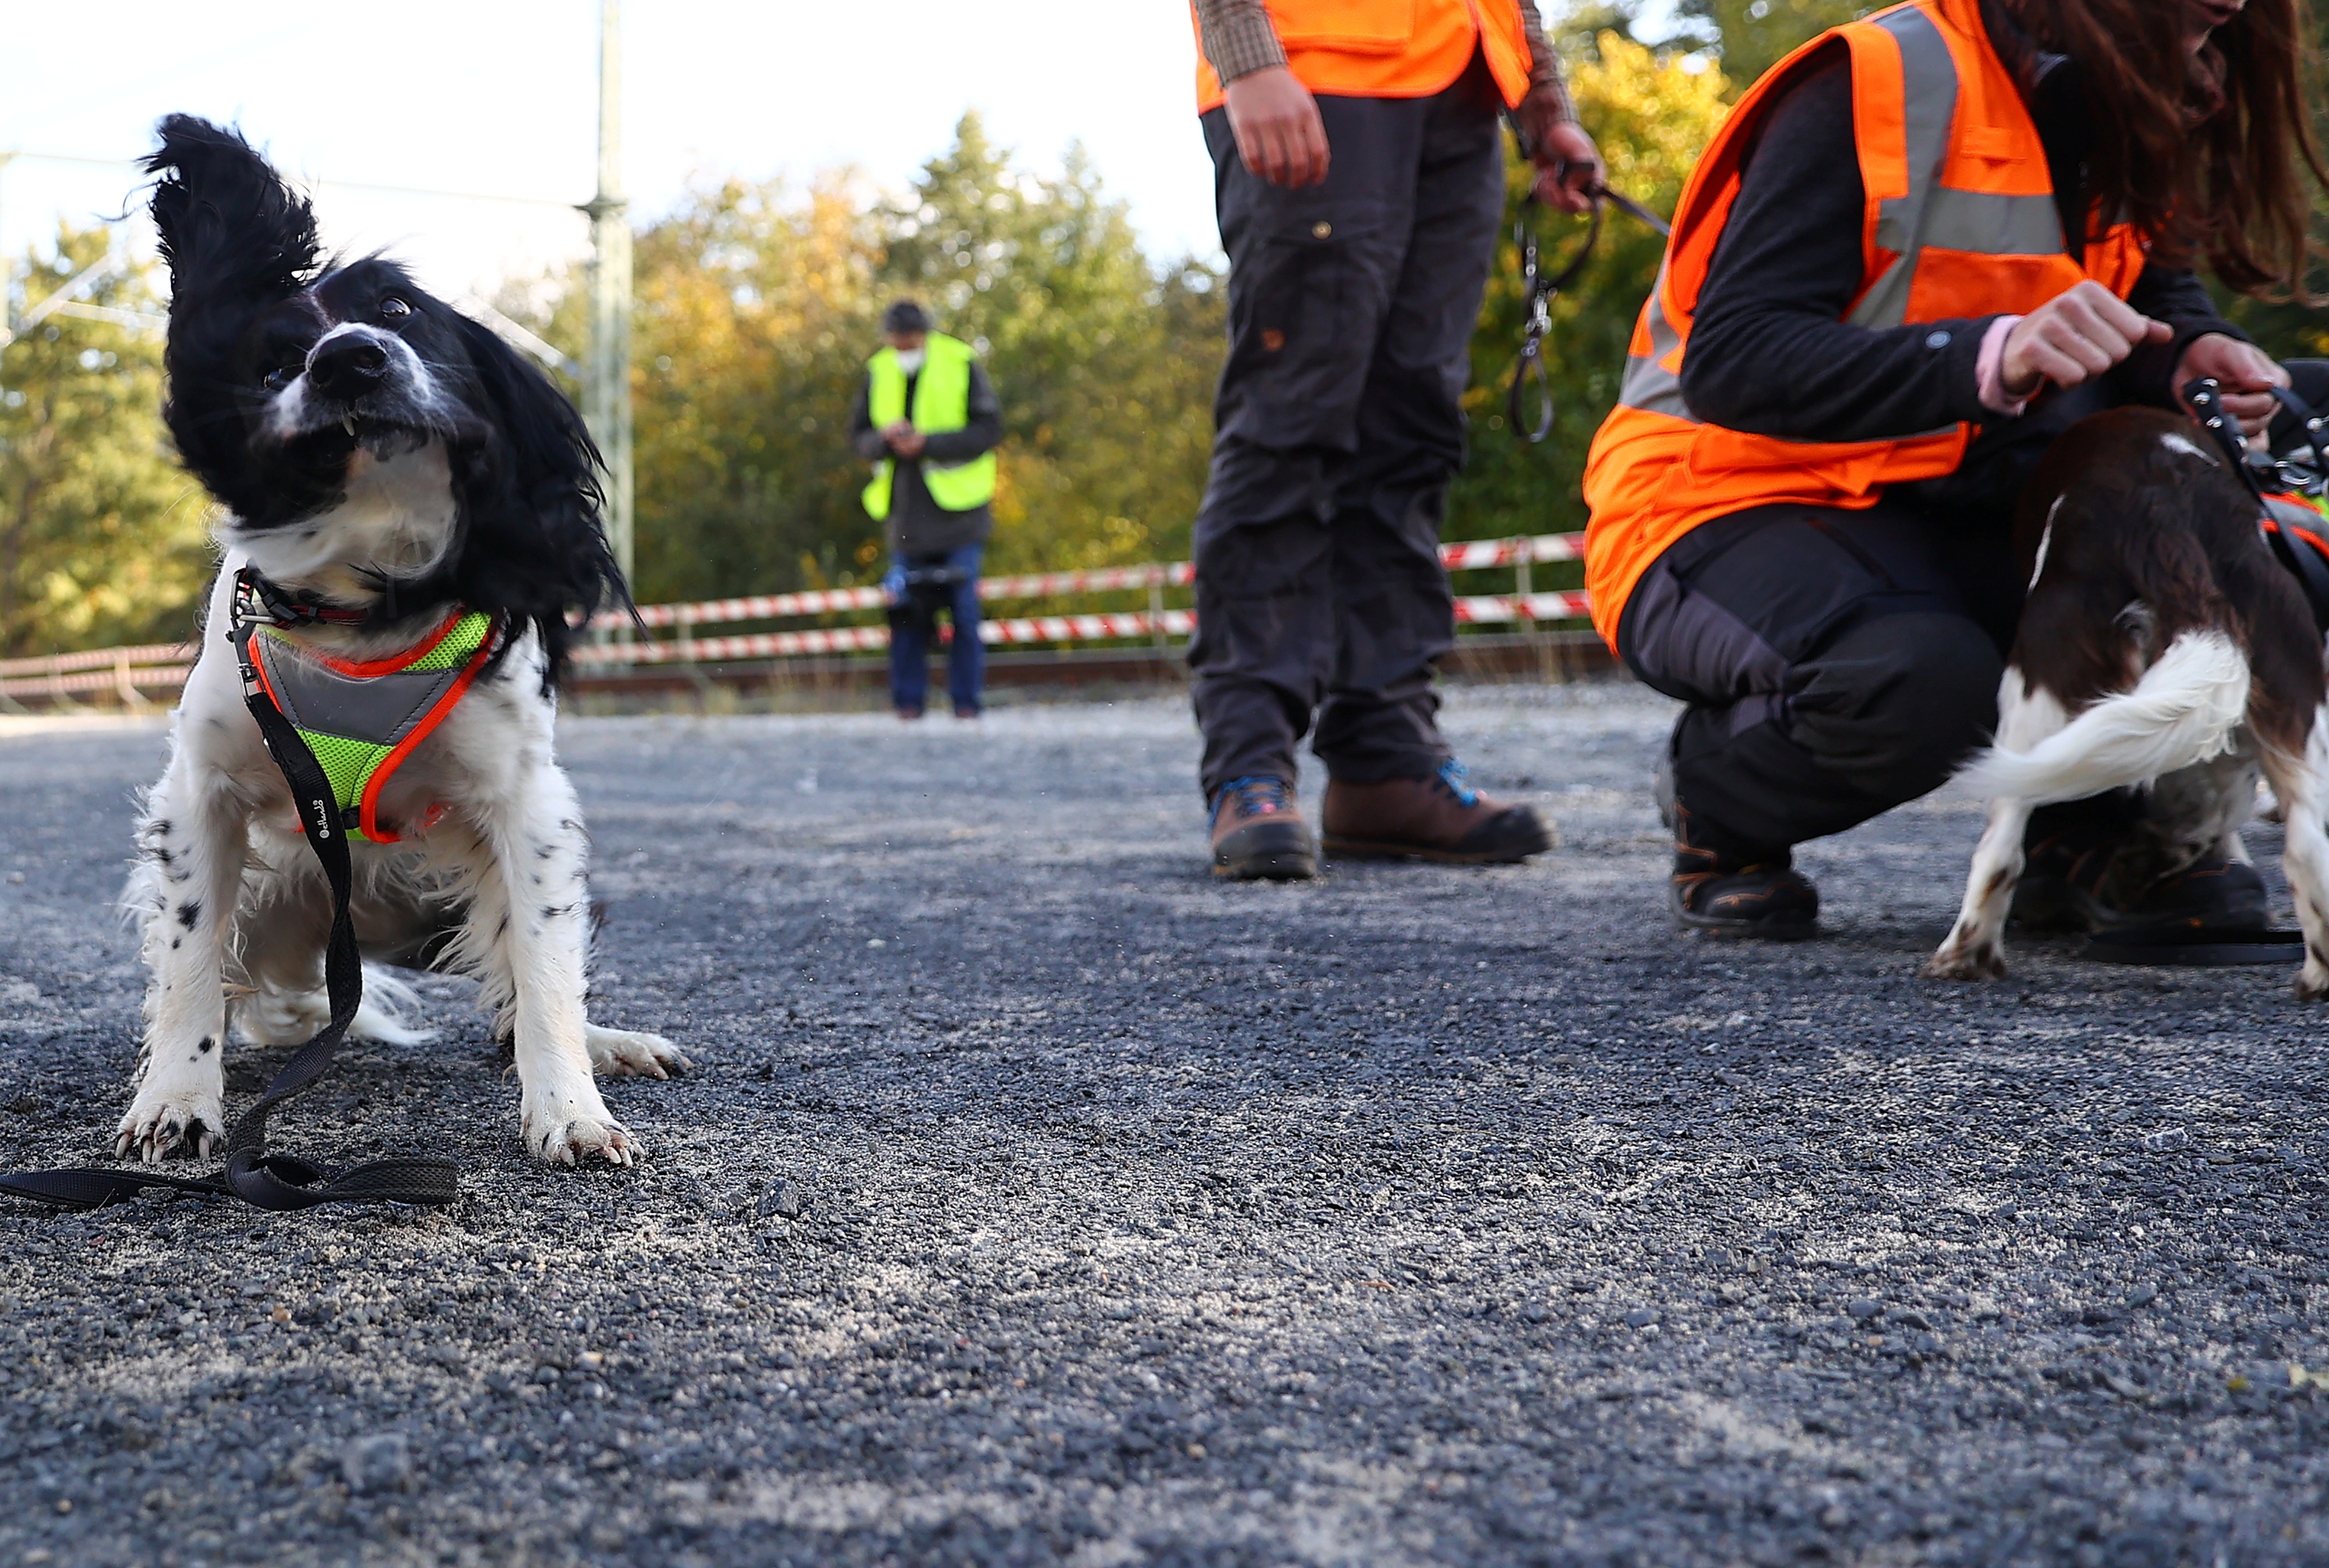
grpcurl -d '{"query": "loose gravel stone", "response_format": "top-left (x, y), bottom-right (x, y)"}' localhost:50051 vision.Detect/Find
top-left (339, 1432), bottom-right (409, 1495)
top-left (1, 686), bottom-right (2326, 1566)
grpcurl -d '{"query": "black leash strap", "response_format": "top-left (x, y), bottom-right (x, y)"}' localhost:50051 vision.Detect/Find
top-left (1501, 151), bottom-right (1671, 445)
top-left (1508, 193), bottom-right (1602, 444)
top-left (0, 571), bottom-right (456, 1212)
top-left (2186, 377), bottom-right (2329, 632)
top-left (2269, 383), bottom-right (2329, 479)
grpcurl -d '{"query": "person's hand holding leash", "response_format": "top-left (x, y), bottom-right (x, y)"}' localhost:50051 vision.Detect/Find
top-left (1516, 86), bottom-right (1601, 214)
top-left (1223, 65), bottom-right (1330, 187)
top-left (1999, 280), bottom-right (2171, 399)
top-left (2178, 332), bottom-right (2288, 437)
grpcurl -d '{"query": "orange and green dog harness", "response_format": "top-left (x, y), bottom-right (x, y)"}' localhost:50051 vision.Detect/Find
top-left (232, 569), bottom-right (506, 844)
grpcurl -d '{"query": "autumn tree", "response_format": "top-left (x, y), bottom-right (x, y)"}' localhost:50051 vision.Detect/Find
top-left (1447, 33), bottom-right (1734, 549)
top-left (555, 115), bottom-right (1226, 608)
top-left (0, 226), bottom-right (209, 656)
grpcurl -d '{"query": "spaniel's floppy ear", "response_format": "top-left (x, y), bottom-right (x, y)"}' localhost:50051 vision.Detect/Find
top-left (144, 115), bottom-right (319, 309)
top-left (445, 309), bottom-right (627, 687)
top-left (145, 116), bottom-right (322, 495)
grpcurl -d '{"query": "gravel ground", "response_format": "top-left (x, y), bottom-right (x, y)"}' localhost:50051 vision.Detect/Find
top-left (1, 681), bottom-right (2324, 1568)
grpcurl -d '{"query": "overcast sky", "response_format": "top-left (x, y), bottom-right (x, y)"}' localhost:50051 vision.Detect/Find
top-left (2, 1), bottom-right (1219, 306)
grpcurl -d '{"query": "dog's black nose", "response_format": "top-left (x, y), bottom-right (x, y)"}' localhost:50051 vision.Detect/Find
top-left (307, 335), bottom-right (390, 398)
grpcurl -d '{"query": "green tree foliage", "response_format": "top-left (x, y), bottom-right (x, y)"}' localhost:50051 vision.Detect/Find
top-left (1673, 0), bottom-right (1866, 90)
top-left (0, 226), bottom-right (208, 656)
top-left (1448, 33), bottom-right (1733, 547)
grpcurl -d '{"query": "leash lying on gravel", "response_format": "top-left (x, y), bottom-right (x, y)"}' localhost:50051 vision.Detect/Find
top-left (0, 571), bottom-right (459, 1212)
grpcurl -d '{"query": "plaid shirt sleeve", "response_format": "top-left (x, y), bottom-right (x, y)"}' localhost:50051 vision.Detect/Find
top-left (1194, 0), bottom-right (1287, 84)
top-left (1517, 0), bottom-right (1577, 123)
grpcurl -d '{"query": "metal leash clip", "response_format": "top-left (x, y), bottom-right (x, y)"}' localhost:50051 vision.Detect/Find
top-left (1507, 187), bottom-right (1602, 445)
top-left (1503, 154), bottom-right (1670, 445)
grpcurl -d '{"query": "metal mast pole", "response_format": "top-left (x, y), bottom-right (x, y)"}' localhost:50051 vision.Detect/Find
top-left (582, 0), bottom-right (634, 590)
top-left (0, 154), bottom-right (16, 344)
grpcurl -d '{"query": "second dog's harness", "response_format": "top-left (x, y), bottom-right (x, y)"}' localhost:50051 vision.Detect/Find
top-left (235, 572), bottom-right (507, 844)
top-left (2187, 378), bottom-right (2329, 629)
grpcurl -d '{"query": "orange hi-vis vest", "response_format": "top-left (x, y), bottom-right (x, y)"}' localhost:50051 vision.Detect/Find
top-left (1191, 0), bottom-right (1535, 112)
top-left (1580, 0), bottom-right (2150, 646)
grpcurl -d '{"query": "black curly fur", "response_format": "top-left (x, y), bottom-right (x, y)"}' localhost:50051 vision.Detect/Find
top-left (144, 115), bottom-right (626, 689)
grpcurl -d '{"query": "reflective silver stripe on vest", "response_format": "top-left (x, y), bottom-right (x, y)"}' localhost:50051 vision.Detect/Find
top-left (1847, 5), bottom-right (1959, 330)
top-left (1614, 256), bottom-right (1695, 419)
top-left (1901, 187), bottom-right (2065, 261)
top-left (1852, 6), bottom-right (2070, 325)
top-left (254, 632), bottom-right (470, 745)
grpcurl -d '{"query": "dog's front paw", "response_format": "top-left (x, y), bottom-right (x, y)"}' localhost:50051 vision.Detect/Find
top-left (2294, 960), bottom-right (2329, 1001)
top-left (523, 1098), bottom-right (640, 1167)
top-left (115, 1089), bottom-right (224, 1164)
top-left (1922, 941), bottom-right (2006, 981)
top-left (585, 1024), bottom-right (689, 1079)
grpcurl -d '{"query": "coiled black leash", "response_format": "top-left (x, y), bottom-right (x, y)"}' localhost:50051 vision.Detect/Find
top-left (1508, 192), bottom-right (1602, 444)
top-left (0, 572), bottom-right (458, 1212)
top-left (1505, 158), bottom-right (1672, 445)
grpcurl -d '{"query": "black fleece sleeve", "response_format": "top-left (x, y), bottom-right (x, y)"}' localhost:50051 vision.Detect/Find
top-left (849, 374), bottom-right (889, 462)
top-left (916, 363), bottom-right (1003, 464)
top-left (2119, 264), bottom-right (2249, 409)
top-left (1678, 44), bottom-right (2001, 443)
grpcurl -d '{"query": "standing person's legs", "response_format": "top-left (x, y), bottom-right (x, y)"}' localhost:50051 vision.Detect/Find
top-left (1308, 63), bottom-right (1555, 863)
top-left (1188, 95), bottom-right (1425, 876)
top-left (1617, 501), bottom-right (2013, 931)
top-left (884, 555), bottom-right (932, 718)
top-left (1311, 66), bottom-right (1501, 785)
top-left (944, 542), bottom-right (985, 718)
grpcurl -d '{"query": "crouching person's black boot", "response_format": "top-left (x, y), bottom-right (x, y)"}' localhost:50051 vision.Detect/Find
top-left (1670, 802), bottom-right (1819, 939)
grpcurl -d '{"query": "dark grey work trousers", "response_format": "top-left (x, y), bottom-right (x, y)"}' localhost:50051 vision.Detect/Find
top-left (1189, 59), bottom-right (1507, 799)
top-left (1617, 500), bottom-right (2023, 856)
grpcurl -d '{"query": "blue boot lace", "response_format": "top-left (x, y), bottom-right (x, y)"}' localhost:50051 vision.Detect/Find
top-left (1434, 758), bottom-right (1480, 808)
top-left (1211, 775), bottom-right (1295, 827)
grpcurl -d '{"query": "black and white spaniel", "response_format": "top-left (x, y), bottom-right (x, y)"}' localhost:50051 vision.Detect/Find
top-left (120, 115), bottom-right (683, 1168)
top-left (1925, 405), bottom-right (2329, 994)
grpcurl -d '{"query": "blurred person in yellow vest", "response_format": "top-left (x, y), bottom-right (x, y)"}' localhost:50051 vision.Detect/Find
top-left (1184, 0), bottom-right (1598, 880)
top-left (852, 300), bottom-right (1003, 720)
top-left (1580, 0), bottom-right (2326, 939)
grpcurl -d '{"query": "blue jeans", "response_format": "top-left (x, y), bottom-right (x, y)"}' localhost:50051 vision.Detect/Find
top-left (884, 544), bottom-right (984, 715)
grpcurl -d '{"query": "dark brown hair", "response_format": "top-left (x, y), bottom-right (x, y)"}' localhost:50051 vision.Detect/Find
top-left (2015, 0), bottom-right (2326, 296)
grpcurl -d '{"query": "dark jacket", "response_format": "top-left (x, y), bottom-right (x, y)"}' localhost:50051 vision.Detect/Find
top-left (849, 359), bottom-right (1004, 558)
top-left (1678, 5), bottom-right (2246, 523)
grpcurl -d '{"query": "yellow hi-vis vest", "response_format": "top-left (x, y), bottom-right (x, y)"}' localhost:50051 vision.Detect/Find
top-left (861, 332), bottom-right (997, 521)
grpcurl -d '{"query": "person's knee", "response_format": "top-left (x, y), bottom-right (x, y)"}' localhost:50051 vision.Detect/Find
top-left (1789, 612), bottom-right (2003, 802)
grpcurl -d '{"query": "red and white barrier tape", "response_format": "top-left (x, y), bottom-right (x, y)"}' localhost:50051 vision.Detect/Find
top-left (8, 535), bottom-right (1594, 693)
top-left (596, 532), bottom-right (1583, 632)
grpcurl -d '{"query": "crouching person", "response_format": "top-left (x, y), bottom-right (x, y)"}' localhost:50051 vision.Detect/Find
top-left (1581, 0), bottom-right (2325, 938)
top-left (852, 300), bottom-right (1001, 720)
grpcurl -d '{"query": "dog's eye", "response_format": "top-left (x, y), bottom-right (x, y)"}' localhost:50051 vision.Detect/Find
top-left (261, 367), bottom-right (296, 392)
top-left (379, 296), bottom-right (412, 319)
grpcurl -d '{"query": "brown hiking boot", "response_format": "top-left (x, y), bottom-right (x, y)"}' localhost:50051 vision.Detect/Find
top-left (1320, 760), bottom-right (1555, 864)
top-left (1670, 802), bottom-right (1817, 939)
top-left (1209, 776), bottom-right (1320, 881)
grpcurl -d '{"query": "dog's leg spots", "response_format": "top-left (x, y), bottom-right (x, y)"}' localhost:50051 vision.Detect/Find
top-left (467, 764), bottom-right (653, 1166)
top-left (121, 771), bottom-right (247, 1162)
